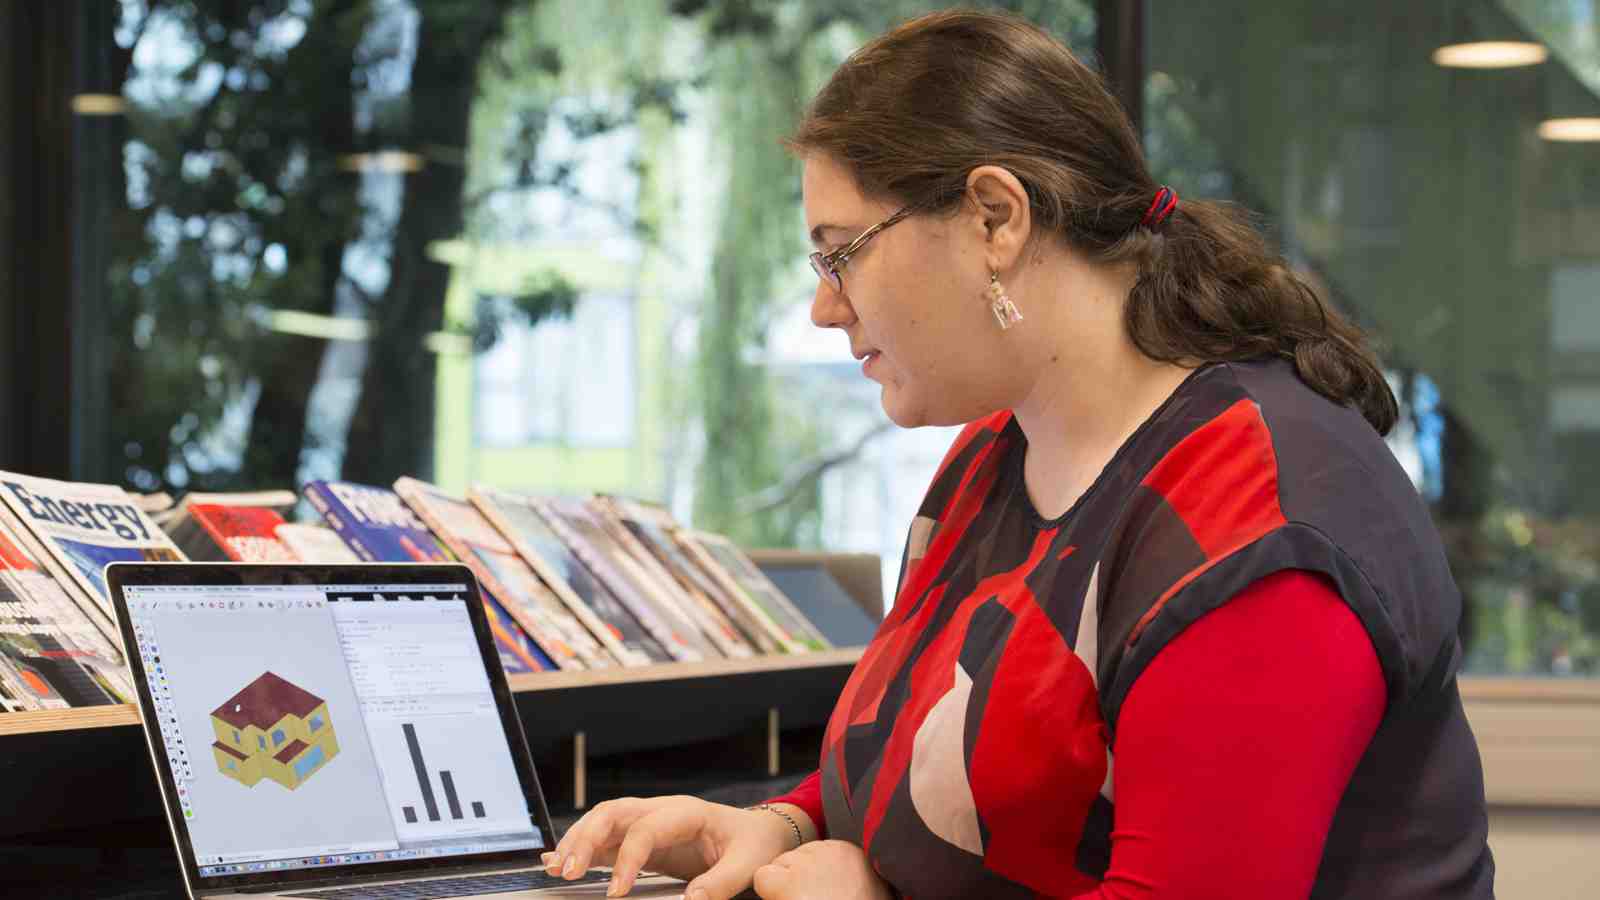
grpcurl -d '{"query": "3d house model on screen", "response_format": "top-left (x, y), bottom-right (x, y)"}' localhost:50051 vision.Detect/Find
top-left (209, 672), bottom-right (340, 790)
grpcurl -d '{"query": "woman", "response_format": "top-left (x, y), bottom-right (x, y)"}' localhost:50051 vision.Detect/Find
top-left (544, 10), bottom-right (1494, 899)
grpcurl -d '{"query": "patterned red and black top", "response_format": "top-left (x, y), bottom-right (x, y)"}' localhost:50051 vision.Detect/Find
top-left (778, 359), bottom-right (1494, 899)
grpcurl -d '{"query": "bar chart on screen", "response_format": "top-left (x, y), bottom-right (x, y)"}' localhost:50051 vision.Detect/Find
top-left (370, 713), bottom-right (527, 840)
top-left (399, 721), bottom-right (489, 824)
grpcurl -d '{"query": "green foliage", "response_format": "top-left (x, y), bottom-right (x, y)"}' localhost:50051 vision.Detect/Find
top-left (691, 33), bottom-right (805, 545)
top-left (465, 272), bottom-right (580, 353)
top-left (96, 0), bottom-right (1093, 543)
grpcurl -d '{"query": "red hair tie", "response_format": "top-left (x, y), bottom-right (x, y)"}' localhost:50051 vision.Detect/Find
top-left (1140, 186), bottom-right (1179, 230)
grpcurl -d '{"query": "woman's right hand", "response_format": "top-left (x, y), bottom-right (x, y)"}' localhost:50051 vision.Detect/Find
top-left (543, 795), bottom-right (798, 899)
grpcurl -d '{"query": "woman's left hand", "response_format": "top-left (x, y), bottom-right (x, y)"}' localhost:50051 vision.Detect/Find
top-left (751, 839), bottom-right (895, 900)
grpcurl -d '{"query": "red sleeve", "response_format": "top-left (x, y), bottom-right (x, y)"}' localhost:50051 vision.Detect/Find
top-left (764, 769), bottom-right (827, 840)
top-left (1073, 569), bottom-right (1385, 900)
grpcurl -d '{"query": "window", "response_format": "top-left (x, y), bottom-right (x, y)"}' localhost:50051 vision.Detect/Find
top-left (272, 728), bottom-right (285, 748)
top-left (27, 1), bottom-right (1095, 596)
top-left (474, 293), bottom-right (637, 447)
top-left (257, 735), bottom-right (266, 752)
top-left (293, 744), bottom-right (327, 780)
top-left (1145, 0), bottom-right (1600, 675)
top-left (232, 729), bottom-right (240, 745)
top-left (309, 713), bottom-right (324, 733)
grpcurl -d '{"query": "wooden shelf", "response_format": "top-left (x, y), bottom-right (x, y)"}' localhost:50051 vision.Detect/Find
top-left (1460, 676), bottom-right (1600, 704)
top-left (508, 647), bottom-right (863, 692)
top-left (1460, 677), bottom-right (1600, 808)
top-left (0, 703), bottom-right (141, 736)
top-left (0, 648), bottom-right (864, 739)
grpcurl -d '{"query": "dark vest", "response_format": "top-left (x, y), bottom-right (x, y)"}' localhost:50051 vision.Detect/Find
top-left (1096, 359), bottom-right (1494, 899)
top-left (819, 359), bottom-right (1494, 899)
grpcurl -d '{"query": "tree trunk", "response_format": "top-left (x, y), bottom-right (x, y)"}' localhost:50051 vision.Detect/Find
top-left (237, 0), bottom-right (369, 488)
top-left (340, 1), bottom-right (512, 485)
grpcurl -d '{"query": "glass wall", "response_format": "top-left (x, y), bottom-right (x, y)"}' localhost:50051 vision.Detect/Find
top-left (1146, 0), bottom-right (1600, 675)
top-left (47, 0), bottom-right (1594, 668)
top-left (62, 1), bottom-right (1095, 603)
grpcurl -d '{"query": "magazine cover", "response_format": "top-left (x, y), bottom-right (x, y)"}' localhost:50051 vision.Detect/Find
top-left (187, 504), bottom-right (297, 562)
top-left (529, 497), bottom-right (717, 663)
top-left (677, 529), bottom-right (832, 652)
top-left (0, 516), bottom-right (132, 707)
top-left (155, 490), bottom-right (297, 558)
top-left (302, 480), bottom-right (553, 674)
top-left (470, 488), bottom-right (669, 666)
top-left (590, 497), bottom-right (756, 659)
top-left (598, 497), bottom-right (785, 655)
top-left (275, 523), bottom-right (361, 563)
top-left (395, 478), bottom-right (614, 672)
top-left (0, 471), bottom-right (185, 624)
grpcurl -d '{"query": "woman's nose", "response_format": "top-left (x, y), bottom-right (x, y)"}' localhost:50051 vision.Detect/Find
top-left (810, 279), bottom-right (855, 329)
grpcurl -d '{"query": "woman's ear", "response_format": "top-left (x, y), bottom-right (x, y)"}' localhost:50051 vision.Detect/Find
top-left (964, 165), bottom-right (1032, 271)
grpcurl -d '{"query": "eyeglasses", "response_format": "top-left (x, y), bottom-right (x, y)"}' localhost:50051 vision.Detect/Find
top-left (808, 205), bottom-right (917, 293)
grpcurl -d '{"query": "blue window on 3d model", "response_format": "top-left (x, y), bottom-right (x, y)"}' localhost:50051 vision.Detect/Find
top-left (273, 728), bottom-right (286, 747)
top-left (309, 713), bottom-right (324, 733)
top-left (294, 745), bottom-right (327, 780)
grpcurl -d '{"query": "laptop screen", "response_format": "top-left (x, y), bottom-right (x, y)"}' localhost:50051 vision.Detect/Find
top-left (120, 576), bottom-right (547, 882)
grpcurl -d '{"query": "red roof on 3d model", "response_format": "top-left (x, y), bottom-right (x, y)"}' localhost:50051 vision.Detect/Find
top-left (211, 671), bottom-right (325, 730)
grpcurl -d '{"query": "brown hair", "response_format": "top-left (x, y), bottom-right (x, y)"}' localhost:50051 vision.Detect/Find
top-left (788, 9), bottom-right (1398, 434)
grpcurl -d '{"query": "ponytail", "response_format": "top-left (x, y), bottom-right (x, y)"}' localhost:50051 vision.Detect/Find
top-left (1116, 199), bottom-right (1398, 435)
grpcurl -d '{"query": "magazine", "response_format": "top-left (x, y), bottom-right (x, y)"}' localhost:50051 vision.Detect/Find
top-left (186, 504), bottom-right (298, 562)
top-left (152, 489), bottom-right (296, 532)
top-left (0, 516), bottom-right (132, 707)
top-left (0, 471), bottom-right (185, 626)
top-left (676, 529), bottom-right (831, 652)
top-left (275, 523), bottom-right (361, 563)
top-left (598, 497), bottom-right (785, 655)
top-left (155, 490), bottom-right (297, 558)
top-left (394, 478), bottom-right (615, 672)
top-left (528, 496), bottom-right (718, 663)
top-left (302, 480), bottom-right (553, 675)
top-left (469, 488), bottom-right (669, 666)
top-left (591, 497), bottom-right (756, 659)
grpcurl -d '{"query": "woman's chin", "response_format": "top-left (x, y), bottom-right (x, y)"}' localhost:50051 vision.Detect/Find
top-left (876, 386), bottom-right (911, 427)
top-left (881, 384), bottom-right (997, 428)
top-left (879, 385), bottom-right (931, 429)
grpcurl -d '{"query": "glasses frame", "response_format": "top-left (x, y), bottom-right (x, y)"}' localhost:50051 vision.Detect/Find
top-left (809, 204), bottom-right (918, 293)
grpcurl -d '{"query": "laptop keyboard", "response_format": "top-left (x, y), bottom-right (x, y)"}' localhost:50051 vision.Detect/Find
top-left (283, 869), bottom-right (612, 899)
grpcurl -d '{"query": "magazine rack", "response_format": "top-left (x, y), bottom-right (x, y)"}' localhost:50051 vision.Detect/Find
top-left (0, 646), bottom-right (862, 839)
top-left (0, 552), bottom-right (876, 840)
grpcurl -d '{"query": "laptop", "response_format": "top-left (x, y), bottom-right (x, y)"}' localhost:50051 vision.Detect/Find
top-left (108, 562), bottom-right (684, 899)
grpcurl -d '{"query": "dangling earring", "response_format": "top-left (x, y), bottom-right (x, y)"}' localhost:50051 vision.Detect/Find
top-left (986, 271), bottom-right (1023, 330)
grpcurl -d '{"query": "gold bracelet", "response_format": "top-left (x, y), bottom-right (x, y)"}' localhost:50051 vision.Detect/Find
top-left (749, 803), bottom-right (804, 849)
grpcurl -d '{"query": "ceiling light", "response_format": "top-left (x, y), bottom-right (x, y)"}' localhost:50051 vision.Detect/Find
top-left (1538, 117), bottom-right (1600, 142)
top-left (1431, 41), bottom-right (1548, 69)
top-left (336, 151), bottom-right (425, 174)
top-left (71, 94), bottom-right (127, 115)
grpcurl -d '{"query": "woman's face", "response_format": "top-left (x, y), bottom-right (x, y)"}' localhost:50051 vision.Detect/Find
top-left (802, 154), bottom-right (1020, 428)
